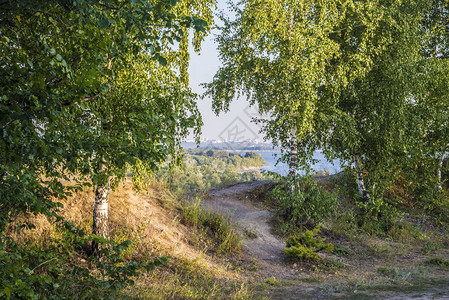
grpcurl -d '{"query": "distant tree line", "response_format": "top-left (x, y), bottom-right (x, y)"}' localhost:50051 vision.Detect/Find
top-left (157, 150), bottom-right (267, 194)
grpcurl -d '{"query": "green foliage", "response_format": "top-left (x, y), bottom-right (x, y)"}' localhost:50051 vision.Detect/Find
top-left (284, 227), bottom-right (334, 262)
top-left (0, 222), bottom-right (168, 299)
top-left (425, 257), bottom-right (449, 268)
top-left (206, 0), bottom-right (449, 229)
top-left (0, 0), bottom-right (215, 231)
top-left (333, 245), bottom-right (351, 256)
top-left (335, 169), bottom-right (404, 235)
top-left (205, 0), bottom-right (350, 160)
top-left (285, 243), bottom-right (321, 262)
top-left (182, 198), bottom-right (242, 254)
top-left (1, 0), bottom-right (214, 295)
top-left (271, 174), bottom-right (338, 228)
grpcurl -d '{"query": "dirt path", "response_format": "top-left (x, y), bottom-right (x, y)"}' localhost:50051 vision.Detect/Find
top-left (203, 181), bottom-right (449, 300)
top-left (203, 181), bottom-right (298, 280)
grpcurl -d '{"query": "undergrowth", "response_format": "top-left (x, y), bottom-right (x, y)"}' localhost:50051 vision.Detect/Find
top-left (2, 181), bottom-right (251, 299)
top-left (182, 197), bottom-right (242, 254)
top-left (284, 227), bottom-right (334, 262)
top-left (130, 257), bottom-right (253, 299)
top-left (267, 173), bottom-right (338, 236)
top-left (425, 257), bottom-right (449, 268)
top-left (0, 221), bottom-right (168, 300)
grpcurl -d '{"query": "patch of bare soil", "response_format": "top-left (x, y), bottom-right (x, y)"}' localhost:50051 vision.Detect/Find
top-left (203, 180), bottom-right (449, 300)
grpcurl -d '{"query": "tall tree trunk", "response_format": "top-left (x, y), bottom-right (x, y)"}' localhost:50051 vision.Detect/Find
top-left (437, 144), bottom-right (448, 191)
top-left (287, 9), bottom-right (299, 194)
top-left (289, 127), bottom-right (299, 193)
top-left (92, 160), bottom-right (110, 255)
top-left (354, 154), bottom-right (370, 201)
top-left (289, 127), bottom-right (298, 177)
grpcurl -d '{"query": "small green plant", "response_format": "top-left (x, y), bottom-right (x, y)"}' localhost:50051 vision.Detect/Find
top-left (284, 227), bottom-right (334, 262)
top-left (243, 226), bottom-right (257, 239)
top-left (285, 243), bottom-right (321, 261)
top-left (334, 244), bottom-right (351, 256)
top-left (264, 277), bottom-right (280, 286)
top-left (425, 257), bottom-right (449, 268)
top-left (421, 239), bottom-right (441, 255)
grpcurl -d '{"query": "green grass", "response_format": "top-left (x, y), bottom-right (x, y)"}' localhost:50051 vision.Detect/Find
top-left (129, 257), bottom-right (253, 299)
top-left (182, 198), bottom-right (242, 254)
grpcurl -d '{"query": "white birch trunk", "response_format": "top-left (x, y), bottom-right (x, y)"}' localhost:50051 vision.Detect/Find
top-left (354, 154), bottom-right (370, 201)
top-left (289, 127), bottom-right (298, 178)
top-left (93, 182), bottom-right (110, 238)
top-left (437, 145), bottom-right (447, 190)
top-left (289, 127), bottom-right (300, 193)
top-left (92, 158), bottom-right (110, 254)
top-left (92, 181), bottom-right (110, 254)
top-left (287, 10), bottom-right (299, 194)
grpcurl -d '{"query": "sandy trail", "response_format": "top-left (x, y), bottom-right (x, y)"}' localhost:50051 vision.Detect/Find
top-left (203, 181), bottom-right (297, 280)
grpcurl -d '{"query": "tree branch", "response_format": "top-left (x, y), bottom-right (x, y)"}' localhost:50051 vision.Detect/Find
top-left (36, 10), bottom-right (70, 27)
top-left (98, 3), bottom-right (120, 10)
top-left (76, 94), bottom-right (101, 105)
top-left (64, 93), bottom-right (101, 107)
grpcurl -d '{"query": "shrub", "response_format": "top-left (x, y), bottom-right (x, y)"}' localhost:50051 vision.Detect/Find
top-left (285, 244), bottom-right (321, 261)
top-left (284, 227), bottom-right (333, 262)
top-left (425, 257), bottom-right (449, 268)
top-left (272, 174), bottom-right (338, 228)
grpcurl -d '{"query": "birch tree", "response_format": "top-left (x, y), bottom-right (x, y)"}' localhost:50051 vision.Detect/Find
top-left (323, 0), bottom-right (433, 215)
top-left (420, 0), bottom-right (449, 191)
top-left (205, 0), bottom-right (348, 186)
top-left (0, 0), bottom-right (214, 240)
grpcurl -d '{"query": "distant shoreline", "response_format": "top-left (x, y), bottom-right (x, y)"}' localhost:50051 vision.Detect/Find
top-left (223, 149), bottom-right (280, 153)
top-left (239, 166), bottom-right (264, 172)
top-left (183, 147), bottom-right (281, 152)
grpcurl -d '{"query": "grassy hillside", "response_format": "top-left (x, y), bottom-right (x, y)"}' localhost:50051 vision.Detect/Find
top-left (6, 180), bottom-right (253, 299)
top-left (4, 159), bottom-right (449, 299)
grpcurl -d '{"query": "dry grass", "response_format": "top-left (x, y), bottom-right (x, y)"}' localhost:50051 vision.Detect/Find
top-left (5, 178), bottom-right (252, 299)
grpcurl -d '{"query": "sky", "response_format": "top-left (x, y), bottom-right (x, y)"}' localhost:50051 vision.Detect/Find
top-left (187, 0), bottom-right (266, 142)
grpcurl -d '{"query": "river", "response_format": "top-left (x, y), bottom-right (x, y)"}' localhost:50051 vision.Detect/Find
top-left (234, 150), bottom-right (342, 176)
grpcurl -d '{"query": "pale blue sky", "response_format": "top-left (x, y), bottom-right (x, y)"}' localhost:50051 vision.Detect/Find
top-left (187, 0), bottom-right (265, 142)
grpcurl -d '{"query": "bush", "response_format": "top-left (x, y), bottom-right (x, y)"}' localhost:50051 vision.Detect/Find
top-left (272, 174), bottom-right (338, 228)
top-left (285, 244), bottom-right (320, 261)
top-left (284, 227), bottom-right (333, 262)
top-left (425, 257), bottom-right (449, 268)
